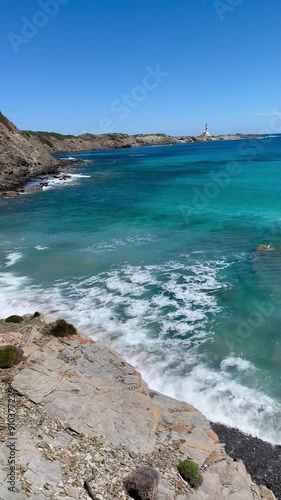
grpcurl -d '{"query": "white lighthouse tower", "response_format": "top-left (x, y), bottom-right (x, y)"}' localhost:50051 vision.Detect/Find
top-left (201, 123), bottom-right (210, 137)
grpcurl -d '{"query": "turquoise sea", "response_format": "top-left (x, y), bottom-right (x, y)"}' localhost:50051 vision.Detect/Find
top-left (1, 136), bottom-right (281, 444)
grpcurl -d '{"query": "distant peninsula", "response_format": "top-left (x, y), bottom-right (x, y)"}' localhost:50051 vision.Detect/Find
top-left (0, 111), bottom-right (259, 194)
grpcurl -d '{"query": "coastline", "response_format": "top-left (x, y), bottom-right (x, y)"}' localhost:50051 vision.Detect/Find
top-left (1, 115), bottom-right (280, 497)
top-left (0, 314), bottom-right (278, 499)
top-left (211, 423), bottom-right (281, 499)
top-left (0, 110), bottom-right (261, 195)
top-left (0, 134), bottom-right (260, 196)
top-left (0, 159), bottom-right (85, 199)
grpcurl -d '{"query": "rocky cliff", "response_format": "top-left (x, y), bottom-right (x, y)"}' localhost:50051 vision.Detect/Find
top-left (24, 130), bottom-right (259, 154)
top-left (0, 113), bottom-right (60, 192)
top-left (0, 112), bottom-right (259, 193)
top-left (0, 315), bottom-right (276, 500)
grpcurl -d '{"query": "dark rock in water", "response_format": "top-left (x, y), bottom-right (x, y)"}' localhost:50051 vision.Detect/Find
top-left (44, 319), bottom-right (77, 338)
top-left (123, 466), bottom-right (160, 500)
top-left (0, 345), bottom-right (23, 368)
top-left (211, 422), bottom-right (281, 499)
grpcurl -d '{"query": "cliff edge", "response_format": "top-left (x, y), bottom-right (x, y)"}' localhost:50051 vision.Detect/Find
top-left (24, 130), bottom-right (259, 154)
top-left (0, 112), bottom-right (58, 192)
top-left (0, 112), bottom-right (259, 193)
top-left (0, 315), bottom-right (276, 500)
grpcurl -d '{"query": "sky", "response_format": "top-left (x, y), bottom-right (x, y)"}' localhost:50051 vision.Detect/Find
top-left (1, 0), bottom-right (281, 136)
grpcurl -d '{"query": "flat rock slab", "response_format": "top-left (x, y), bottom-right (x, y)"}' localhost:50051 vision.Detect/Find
top-left (3, 317), bottom-right (276, 499)
top-left (12, 335), bottom-right (216, 456)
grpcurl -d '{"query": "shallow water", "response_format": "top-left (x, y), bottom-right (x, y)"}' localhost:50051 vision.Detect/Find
top-left (1, 136), bottom-right (281, 443)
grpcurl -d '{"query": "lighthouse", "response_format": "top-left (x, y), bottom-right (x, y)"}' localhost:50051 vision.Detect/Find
top-left (201, 123), bottom-right (210, 137)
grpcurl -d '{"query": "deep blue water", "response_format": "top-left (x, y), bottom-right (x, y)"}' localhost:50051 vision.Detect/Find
top-left (1, 136), bottom-right (281, 443)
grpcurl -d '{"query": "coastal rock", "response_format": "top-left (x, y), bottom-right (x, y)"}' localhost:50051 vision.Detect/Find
top-left (0, 315), bottom-right (277, 499)
top-left (0, 111), bottom-right (260, 193)
top-left (0, 112), bottom-right (59, 192)
top-left (24, 130), bottom-right (260, 155)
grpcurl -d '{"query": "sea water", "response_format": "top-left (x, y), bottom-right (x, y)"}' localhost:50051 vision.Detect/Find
top-left (1, 136), bottom-right (281, 444)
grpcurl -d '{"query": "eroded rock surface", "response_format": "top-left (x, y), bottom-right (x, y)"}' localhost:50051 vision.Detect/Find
top-left (0, 113), bottom-right (58, 191)
top-left (0, 315), bottom-right (276, 499)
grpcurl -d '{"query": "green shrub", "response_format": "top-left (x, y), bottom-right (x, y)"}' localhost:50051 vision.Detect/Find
top-left (33, 312), bottom-right (41, 318)
top-left (44, 319), bottom-right (77, 338)
top-left (0, 346), bottom-right (23, 369)
top-left (178, 460), bottom-right (203, 488)
top-left (5, 315), bottom-right (24, 324)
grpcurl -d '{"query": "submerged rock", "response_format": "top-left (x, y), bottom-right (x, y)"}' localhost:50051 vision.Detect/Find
top-left (256, 244), bottom-right (273, 252)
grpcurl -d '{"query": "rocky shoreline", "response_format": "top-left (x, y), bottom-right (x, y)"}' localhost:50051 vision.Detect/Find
top-left (0, 160), bottom-right (86, 199)
top-left (0, 314), bottom-right (277, 499)
top-left (0, 113), bottom-right (85, 195)
top-left (211, 423), bottom-right (281, 500)
top-left (0, 111), bottom-right (261, 194)
top-left (24, 130), bottom-right (260, 155)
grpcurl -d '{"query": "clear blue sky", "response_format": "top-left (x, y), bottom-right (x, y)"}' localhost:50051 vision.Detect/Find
top-left (1, 0), bottom-right (281, 136)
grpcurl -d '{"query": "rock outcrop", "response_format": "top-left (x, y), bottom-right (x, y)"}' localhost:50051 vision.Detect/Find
top-left (0, 112), bottom-right (59, 192)
top-left (0, 315), bottom-right (276, 499)
top-left (24, 130), bottom-right (259, 155)
top-left (0, 111), bottom-right (259, 193)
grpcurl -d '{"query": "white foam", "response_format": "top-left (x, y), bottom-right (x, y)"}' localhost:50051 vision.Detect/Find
top-left (0, 260), bottom-right (280, 444)
top-left (220, 356), bottom-right (254, 372)
top-left (143, 363), bottom-right (281, 445)
top-left (5, 252), bottom-right (23, 268)
top-left (42, 173), bottom-right (90, 190)
top-left (68, 174), bottom-right (91, 179)
top-left (35, 246), bottom-right (49, 251)
top-left (57, 156), bottom-right (76, 160)
top-left (82, 234), bottom-right (159, 253)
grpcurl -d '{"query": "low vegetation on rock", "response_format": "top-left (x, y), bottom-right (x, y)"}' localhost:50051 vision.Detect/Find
top-left (33, 311), bottom-right (41, 318)
top-left (178, 460), bottom-right (203, 488)
top-left (123, 466), bottom-right (160, 500)
top-left (44, 319), bottom-right (77, 337)
top-left (5, 315), bottom-right (24, 323)
top-left (0, 345), bottom-right (23, 369)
